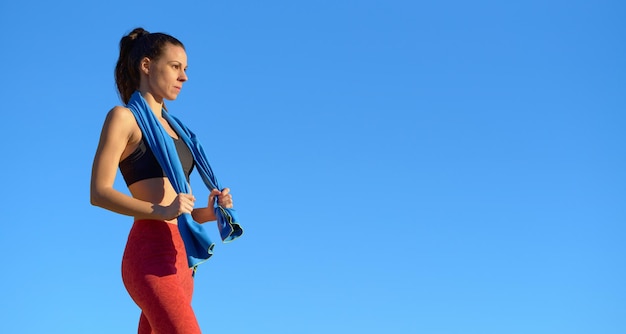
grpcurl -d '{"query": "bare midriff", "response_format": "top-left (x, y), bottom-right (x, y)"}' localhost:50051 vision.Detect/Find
top-left (128, 177), bottom-right (185, 225)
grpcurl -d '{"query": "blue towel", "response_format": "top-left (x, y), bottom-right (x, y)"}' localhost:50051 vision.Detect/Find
top-left (126, 91), bottom-right (243, 268)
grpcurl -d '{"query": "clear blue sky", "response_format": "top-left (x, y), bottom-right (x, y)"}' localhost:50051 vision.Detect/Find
top-left (1, 0), bottom-right (624, 333)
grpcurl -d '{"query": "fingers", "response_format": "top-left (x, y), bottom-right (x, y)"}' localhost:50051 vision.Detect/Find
top-left (177, 193), bottom-right (196, 214)
top-left (163, 193), bottom-right (196, 220)
top-left (218, 188), bottom-right (233, 208)
top-left (209, 188), bottom-right (234, 208)
top-left (208, 189), bottom-right (219, 207)
top-left (181, 193), bottom-right (196, 201)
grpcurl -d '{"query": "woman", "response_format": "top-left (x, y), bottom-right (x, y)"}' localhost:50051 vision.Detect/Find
top-left (90, 27), bottom-right (231, 333)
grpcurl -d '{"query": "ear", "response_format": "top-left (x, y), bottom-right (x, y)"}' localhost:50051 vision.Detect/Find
top-left (140, 57), bottom-right (151, 75)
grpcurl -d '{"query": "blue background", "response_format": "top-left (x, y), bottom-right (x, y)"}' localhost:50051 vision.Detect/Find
top-left (0, 0), bottom-right (624, 333)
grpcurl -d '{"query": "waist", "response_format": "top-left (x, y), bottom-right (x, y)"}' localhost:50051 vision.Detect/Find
top-left (129, 219), bottom-right (182, 241)
top-left (133, 218), bottom-right (181, 226)
top-left (133, 218), bottom-right (179, 226)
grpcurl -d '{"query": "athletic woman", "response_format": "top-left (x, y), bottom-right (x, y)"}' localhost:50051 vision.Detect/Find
top-left (90, 27), bottom-right (231, 333)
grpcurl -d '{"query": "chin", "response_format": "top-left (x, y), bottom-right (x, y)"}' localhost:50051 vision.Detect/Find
top-left (166, 93), bottom-right (180, 101)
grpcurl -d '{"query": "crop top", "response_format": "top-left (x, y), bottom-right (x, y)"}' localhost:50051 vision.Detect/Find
top-left (119, 136), bottom-right (195, 186)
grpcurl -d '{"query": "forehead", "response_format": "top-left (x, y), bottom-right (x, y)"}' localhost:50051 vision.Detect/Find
top-left (161, 43), bottom-right (187, 64)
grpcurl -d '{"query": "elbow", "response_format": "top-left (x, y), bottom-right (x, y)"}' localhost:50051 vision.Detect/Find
top-left (90, 191), bottom-right (100, 207)
top-left (90, 186), bottom-right (105, 208)
top-left (90, 195), bottom-right (99, 207)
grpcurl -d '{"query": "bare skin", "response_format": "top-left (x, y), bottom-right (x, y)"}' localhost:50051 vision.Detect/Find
top-left (90, 43), bottom-right (232, 224)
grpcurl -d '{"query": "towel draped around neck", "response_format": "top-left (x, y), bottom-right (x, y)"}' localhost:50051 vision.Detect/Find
top-left (126, 91), bottom-right (243, 269)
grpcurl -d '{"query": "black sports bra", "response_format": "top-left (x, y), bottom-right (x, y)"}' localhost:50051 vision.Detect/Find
top-left (119, 136), bottom-right (195, 186)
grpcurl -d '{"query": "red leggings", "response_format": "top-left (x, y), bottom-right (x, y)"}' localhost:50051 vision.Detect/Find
top-left (122, 219), bottom-right (201, 334)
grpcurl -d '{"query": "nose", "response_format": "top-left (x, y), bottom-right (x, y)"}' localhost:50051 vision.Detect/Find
top-left (180, 69), bottom-right (188, 82)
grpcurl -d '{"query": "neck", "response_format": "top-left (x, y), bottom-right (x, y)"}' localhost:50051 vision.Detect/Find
top-left (138, 91), bottom-right (164, 117)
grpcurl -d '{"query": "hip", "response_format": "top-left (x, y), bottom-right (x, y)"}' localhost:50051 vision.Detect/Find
top-left (122, 219), bottom-right (190, 276)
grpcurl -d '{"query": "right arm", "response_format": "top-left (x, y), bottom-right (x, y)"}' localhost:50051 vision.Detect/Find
top-left (90, 106), bottom-right (172, 219)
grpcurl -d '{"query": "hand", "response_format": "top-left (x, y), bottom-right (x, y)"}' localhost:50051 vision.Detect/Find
top-left (209, 188), bottom-right (233, 209)
top-left (163, 193), bottom-right (196, 220)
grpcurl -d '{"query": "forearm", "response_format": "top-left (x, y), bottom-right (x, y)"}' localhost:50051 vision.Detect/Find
top-left (191, 207), bottom-right (217, 224)
top-left (91, 186), bottom-right (166, 220)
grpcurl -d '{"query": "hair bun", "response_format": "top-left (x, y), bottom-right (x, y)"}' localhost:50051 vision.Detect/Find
top-left (118, 27), bottom-right (150, 58)
top-left (127, 27), bottom-right (150, 40)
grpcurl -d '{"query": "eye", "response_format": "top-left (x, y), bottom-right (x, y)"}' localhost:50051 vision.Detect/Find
top-left (172, 64), bottom-right (180, 70)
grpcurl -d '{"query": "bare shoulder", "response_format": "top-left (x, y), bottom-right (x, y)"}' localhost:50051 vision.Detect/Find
top-left (105, 105), bottom-right (135, 124)
top-left (98, 105), bottom-right (141, 144)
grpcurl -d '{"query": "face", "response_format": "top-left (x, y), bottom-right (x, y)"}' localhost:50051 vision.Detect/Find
top-left (141, 43), bottom-right (188, 102)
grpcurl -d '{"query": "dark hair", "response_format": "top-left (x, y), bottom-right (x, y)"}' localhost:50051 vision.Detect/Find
top-left (115, 27), bottom-right (185, 104)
